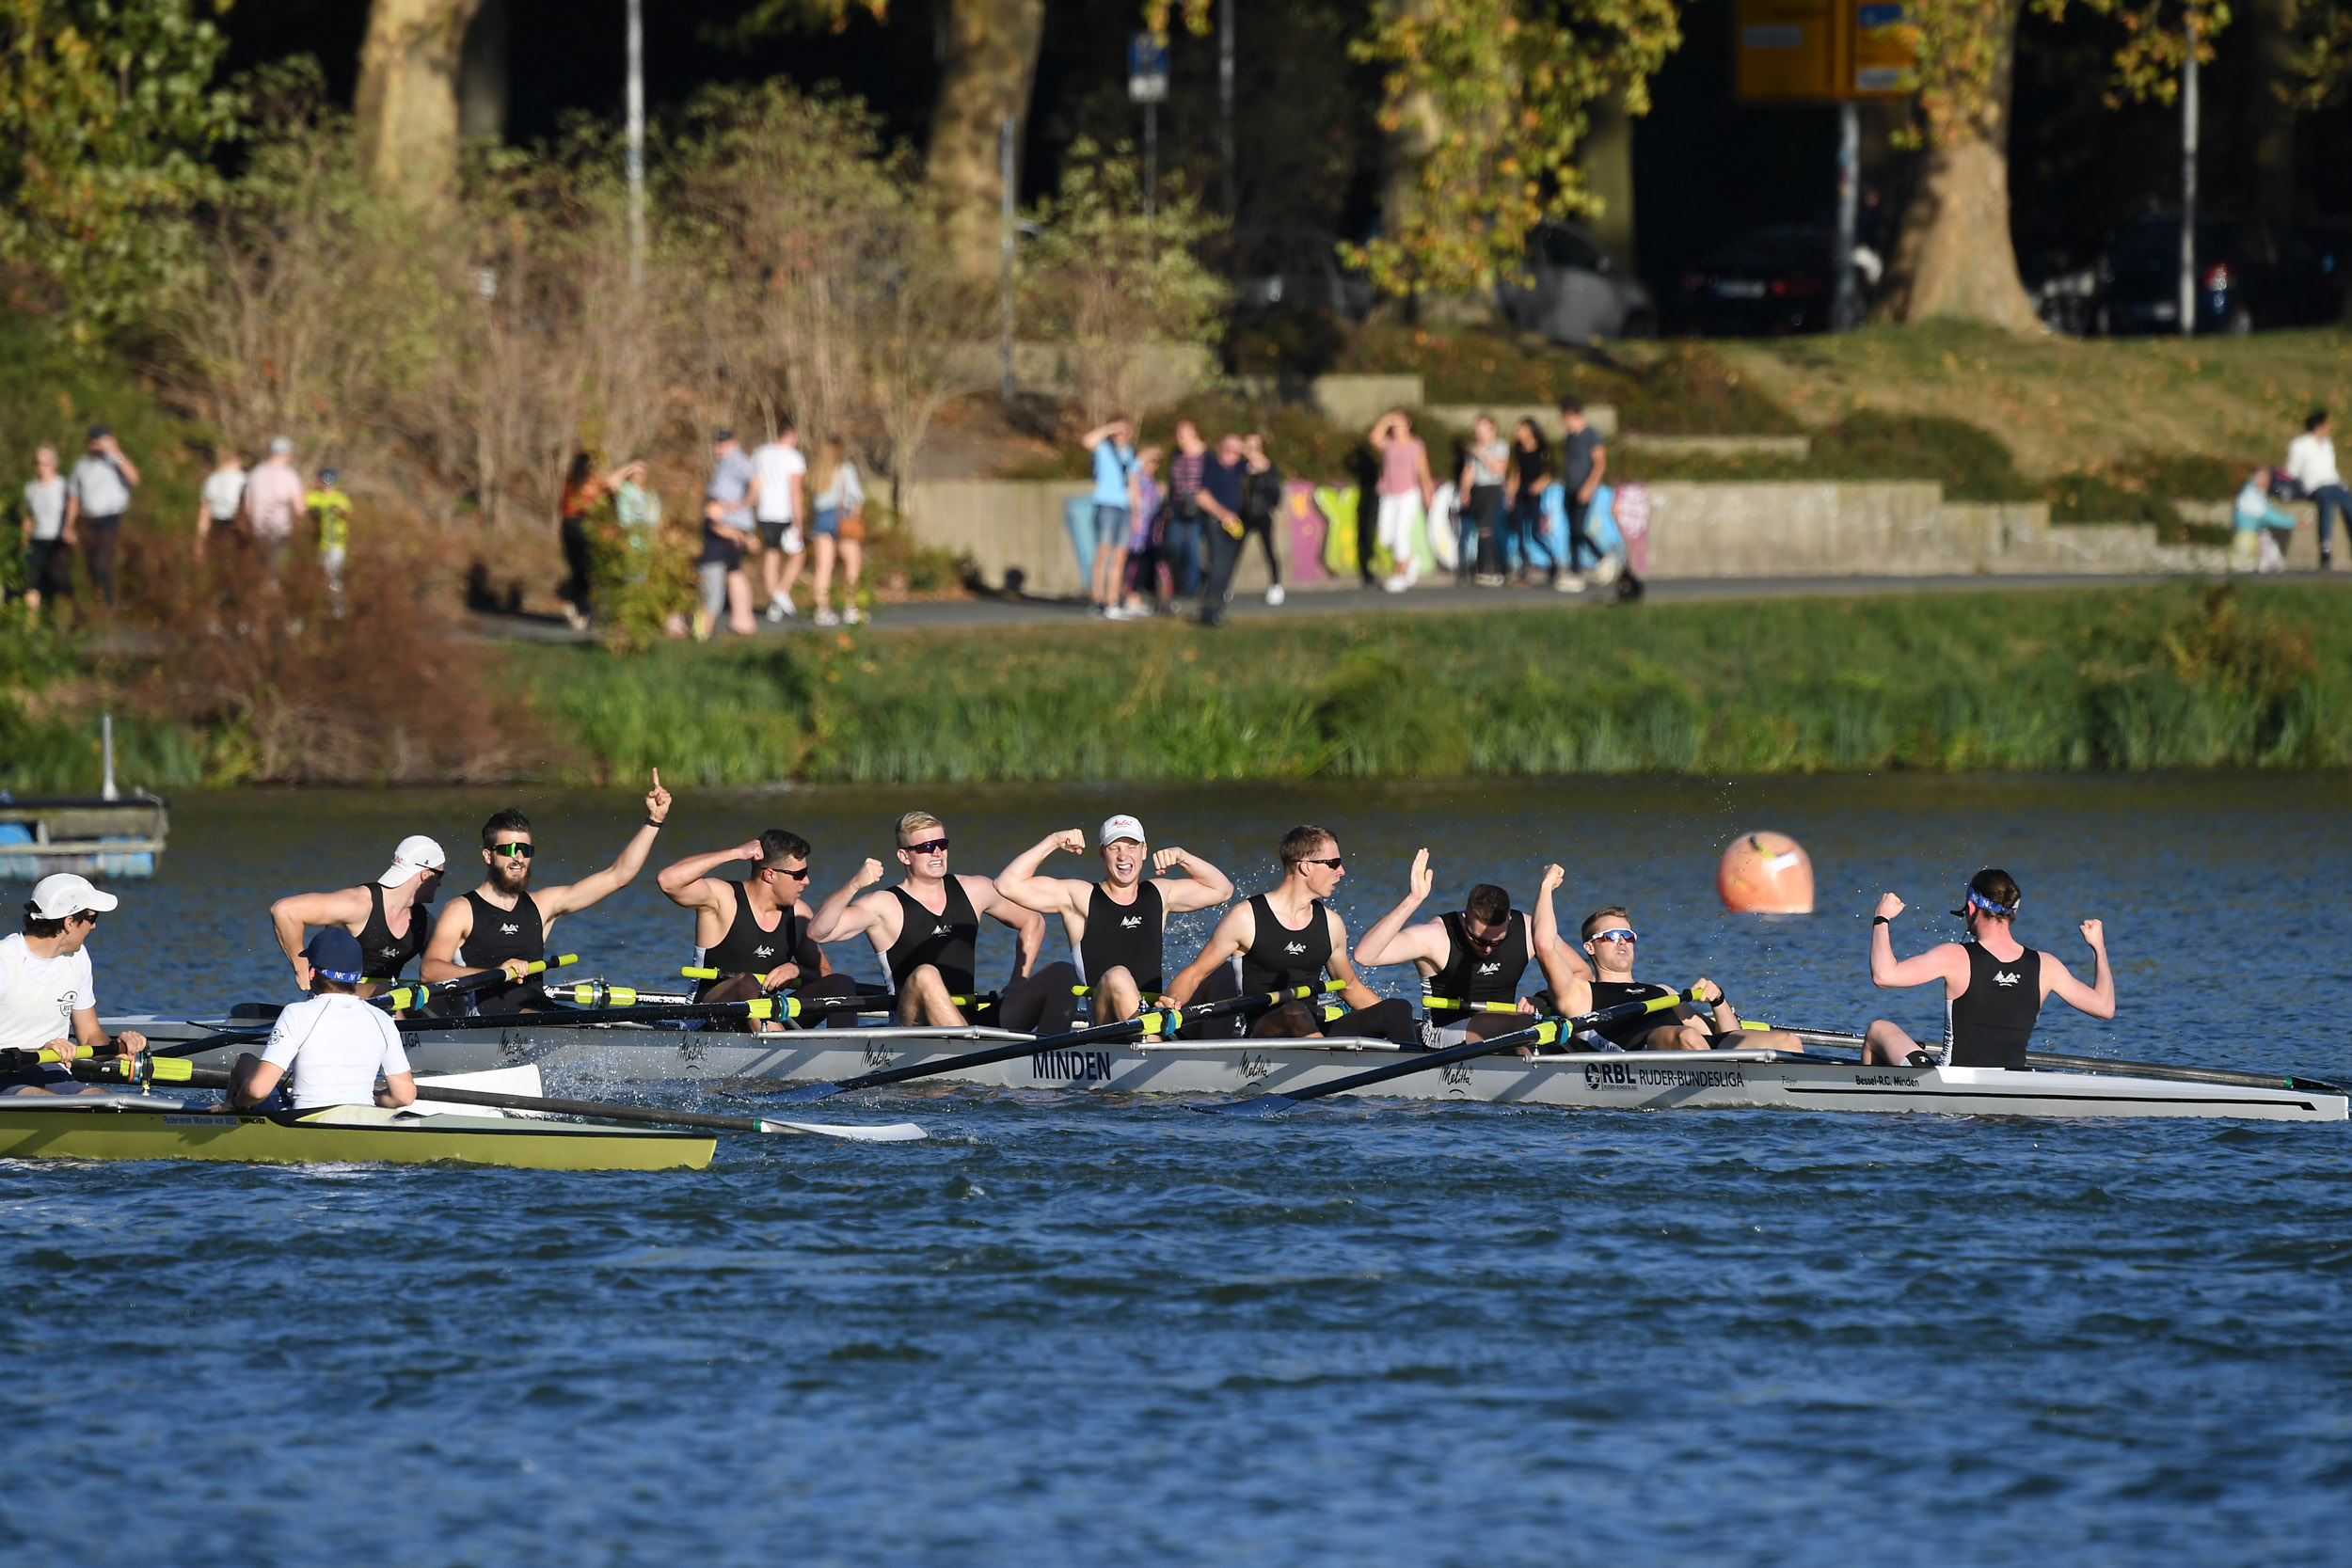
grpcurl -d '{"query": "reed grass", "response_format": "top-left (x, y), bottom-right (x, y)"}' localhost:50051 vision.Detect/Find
top-left (508, 582), bottom-right (2352, 785)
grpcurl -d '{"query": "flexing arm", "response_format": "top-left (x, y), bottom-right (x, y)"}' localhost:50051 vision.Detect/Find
top-left (993, 830), bottom-right (1089, 918)
top-left (807, 859), bottom-right (889, 943)
top-left (2042, 919), bottom-right (2116, 1020)
top-left (1321, 910), bottom-right (1382, 1012)
top-left (1152, 847), bottom-right (1234, 914)
top-left (1352, 847), bottom-right (1444, 969)
top-left (1868, 894), bottom-right (1969, 990)
top-left (268, 886), bottom-right (374, 990)
top-left (538, 772), bottom-right (673, 919)
top-left (1165, 902), bottom-right (1257, 1007)
top-left (967, 875), bottom-right (1045, 980)
top-left (657, 840), bottom-right (762, 909)
top-left (1530, 862), bottom-right (1593, 1003)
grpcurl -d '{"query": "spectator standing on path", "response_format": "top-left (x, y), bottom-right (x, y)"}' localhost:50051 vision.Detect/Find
top-left (696, 428), bottom-right (760, 641)
top-left (1503, 418), bottom-right (1556, 587)
top-left (1557, 396), bottom-right (1608, 595)
top-left (1122, 445), bottom-right (1165, 618)
top-left (1195, 432), bottom-right (1248, 627)
top-left (21, 445), bottom-right (72, 615)
top-left (1457, 414), bottom-right (1510, 588)
top-left (63, 425), bottom-right (138, 608)
top-left (1166, 420), bottom-right (1212, 602)
top-left (1081, 418), bottom-right (1136, 619)
top-left (808, 436), bottom-right (866, 628)
top-left (753, 421), bottom-right (807, 624)
top-left (2284, 408), bottom-right (2345, 570)
top-left (195, 447), bottom-right (246, 565)
top-left (308, 468), bottom-right (353, 602)
top-left (245, 436), bottom-right (306, 572)
top-left (1369, 410), bottom-right (1434, 594)
top-left (1240, 431), bottom-right (1285, 607)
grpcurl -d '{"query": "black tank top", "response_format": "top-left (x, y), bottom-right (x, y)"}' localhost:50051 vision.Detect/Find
top-left (457, 889), bottom-right (545, 1012)
top-left (358, 883), bottom-right (429, 982)
top-left (1586, 979), bottom-right (1679, 1048)
top-left (1237, 894), bottom-right (1331, 995)
top-left (885, 880), bottom-right (977, 995)
top-left (1946, 942), bottom-right (2042, 1069)
top-left (1078, 881), bottom-right (1163, 993)
top-left (697, 883), bottom-right (803, 979)
top-left (1423, 910), bottom-right (1528, 1025)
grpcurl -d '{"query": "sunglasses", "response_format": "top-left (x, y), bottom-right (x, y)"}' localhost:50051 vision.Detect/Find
top-left (1298, 856), bottom-right (1344, 870)
top-left (769, 864), bottom-right (813, 880)
top-left (900, 838), bottom-right (950, 856)
top-left (490, 842), bottom-right (535, 859)
top-left (1463, 925), bottom-right (1508, 950)
top-left (1589, 928), bottom-right (1638, 944)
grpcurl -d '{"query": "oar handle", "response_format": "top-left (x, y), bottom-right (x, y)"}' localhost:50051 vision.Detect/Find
top-left (1422, 997), bottom-right (1530, 1014)
top-left (374, 955), bottom-right (579, 1012)
top-left (546, 981), bottom-right (697, 1009)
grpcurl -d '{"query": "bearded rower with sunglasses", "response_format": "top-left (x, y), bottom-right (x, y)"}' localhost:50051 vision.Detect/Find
top-left (421, 772), bottom-right (673, 1014)
top-left (809, 811), bottom-right (1066, 1031)
top-left (1164, 824), bottom-right (1418, 1043)
top-left (992, 816), bottom-right (1234, 1022)
top-left (656, 828), bottom-right (864, 1023)
top-left (1577, 905), bottom-right (1797, 1052)
top-left (1860, 869), bottom-right (2114, 1068)
top-left (1351, 851), bottom-right (1591, 1043)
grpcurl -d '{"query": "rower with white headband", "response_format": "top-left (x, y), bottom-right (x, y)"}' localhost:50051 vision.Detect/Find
top-left (1861, 868), bottom-right (2116, 1068)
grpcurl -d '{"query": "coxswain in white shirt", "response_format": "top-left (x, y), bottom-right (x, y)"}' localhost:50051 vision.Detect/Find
top-left (0, 874), bottom-right (147, 1095)
top-left (228, 928), bottom-right (416, 1112)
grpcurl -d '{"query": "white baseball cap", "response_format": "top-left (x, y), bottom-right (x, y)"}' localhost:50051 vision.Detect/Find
top-left (378, 834), bottom-right (448, 887)
top-left (28, 873), bottom-right (119, 920)
top-left (1099, 814), bottom-right (1147, 847)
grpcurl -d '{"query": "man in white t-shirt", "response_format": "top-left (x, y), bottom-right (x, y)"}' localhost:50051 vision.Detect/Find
top-left (64, 425), bottom-right (138, 607)
top-left (244, 436), bottom-right (306, 568)
top-left (195, 447), bottom-right (247, 563)
top-left (228, 928), bottom-right (417, 1112)
top-left (2284, 408), bottom-right (2346, 570)
top-left (751, 420), bottom-right (807, 623)
top-left (20, 444), bottom-right (71, 614)
top-left (0, 874), bottom-right (148, 1095)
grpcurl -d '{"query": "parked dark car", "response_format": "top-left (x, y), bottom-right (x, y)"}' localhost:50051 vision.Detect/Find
top-left (1495, 221), bottom-right (1654, 341)
top-left (1228, 226), bottom-right (1375, 322)
top-left (2094, 215), bottom-right (2348, 335)
top-left (1672, 225), bottom-right (1847, 336)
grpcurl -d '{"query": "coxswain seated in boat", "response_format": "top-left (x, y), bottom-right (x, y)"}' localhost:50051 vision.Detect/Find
top-left (0, 874), bottom-right (148, 1096)
top-left (267, 833), bottom-right (446, 1005)
top-left (807, 811), bottom-right (1074, 1032)
top-left (225, 928), bottom-right (418, 1114)
top-left (1861, 870), bottom-right (2114, 1068)
top-left (1577, 904), bottom-right (1799, 1052)
top-left (1164, 824), bottom-right (1420, 1045)
top-left (657, 828), bottom-right (866, 1029)
top-left (992, 814), bottom-right (1234, 1022)
top-left (1351, 851), bottom-right (1592, 1052)
top-left (421, 773), bottom-right (672, 1015)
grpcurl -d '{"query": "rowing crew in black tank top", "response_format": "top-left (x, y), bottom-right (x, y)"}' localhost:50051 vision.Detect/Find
top-left (653, 830), bottom-right (866, 1029)
top-left (1165, 824), bottom-right (1420, 1045)
top-left (1348, 850), bottom-right (1594, 1047)
top-left (266, 834), bottom-right (448, 1000)
top-left (1860, 871), bottom-right (2116, 1069)
top-left (991, 820), bottom-right (1235, 1022)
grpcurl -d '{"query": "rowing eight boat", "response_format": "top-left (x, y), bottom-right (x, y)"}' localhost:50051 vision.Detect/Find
top-left (114, 1017), bottom-right (2348, 1123)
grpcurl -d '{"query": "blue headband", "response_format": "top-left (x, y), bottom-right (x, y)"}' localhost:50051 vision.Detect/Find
top-left (1963, 890), bottom-right (2018, 919)
top-left (312, 965), bottom-right (364, 984)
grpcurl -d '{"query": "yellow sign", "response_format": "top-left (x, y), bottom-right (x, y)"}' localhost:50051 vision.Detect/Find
top-left (1736, 0), bottom-right (1914, 102)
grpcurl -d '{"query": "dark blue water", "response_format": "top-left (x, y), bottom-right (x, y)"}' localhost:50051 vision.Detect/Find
top-left (5, 777), bottom-right (2348, 1564)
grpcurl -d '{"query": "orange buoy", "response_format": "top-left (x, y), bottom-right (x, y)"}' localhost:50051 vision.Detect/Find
top-left (1718, 831), bottom-right (1815, 913)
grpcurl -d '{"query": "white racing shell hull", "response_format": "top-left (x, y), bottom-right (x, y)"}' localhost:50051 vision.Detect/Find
top-left (119, 1019), bottom-right (2348, 1123)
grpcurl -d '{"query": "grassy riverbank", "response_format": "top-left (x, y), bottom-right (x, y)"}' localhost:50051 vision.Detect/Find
top-left (510, 582), bottom-right (2352, 785)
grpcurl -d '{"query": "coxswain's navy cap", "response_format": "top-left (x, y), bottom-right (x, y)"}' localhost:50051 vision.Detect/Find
top-left (303, 927), bottom-right (367, 985)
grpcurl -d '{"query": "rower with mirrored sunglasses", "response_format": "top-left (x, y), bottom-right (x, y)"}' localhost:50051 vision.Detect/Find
top-left (655, 827), bottom-right (866, 1026)
top-left (1577, 905), bottom-right (1799, 1052)
top-left (421, 771), bottom-right (673, 1015)
top-left (1351, 849), bottom-right (1591, 1045)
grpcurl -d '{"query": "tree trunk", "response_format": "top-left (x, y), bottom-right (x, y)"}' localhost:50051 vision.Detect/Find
top-left (2241, 0), bottom-right (2300, 223)
top-left (925, 0), bottom-right (1047, 277)
top-left (355, 0), bottom-right (485, 204)
top-left (1581, 92), bottom-right (1638, 274)
top-left (1879, 3), bottom-right (2038, 330)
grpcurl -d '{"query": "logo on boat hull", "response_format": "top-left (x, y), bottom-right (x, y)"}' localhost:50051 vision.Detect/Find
top-left (1032, 1049), bottom-right (1116, 1083)
top-left (1581, 1060), bottom-right (1747, 1092)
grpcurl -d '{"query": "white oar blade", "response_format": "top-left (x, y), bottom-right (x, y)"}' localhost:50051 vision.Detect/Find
top-left (756, 1118), bottom-right (929, 1142)
top-left (412, 1065), bottom-right (548, 1117)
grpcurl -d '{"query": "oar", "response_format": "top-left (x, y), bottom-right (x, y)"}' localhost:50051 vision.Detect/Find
top-left (1754, 1022), bottom-right (2351, 1094)
top-left (69, 1054), bottom-right (928, 1142)
top-left (390, 996), bottom-right (794, 1033)
top-left (1197, 986), bottom-right (1704, 1119)
top-left (373, 955), bottom-right (580, 1013)
top-left (1421, 996), bottom-right (1533, 1014)
top-left (767, 982), bottom-right (1342, 1103)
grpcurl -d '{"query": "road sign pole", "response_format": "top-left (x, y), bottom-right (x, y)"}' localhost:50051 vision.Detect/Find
top-left (2180, 19), bottom-right (2198, 338)
top-left (1833, 99), bottom-right (1858, 330)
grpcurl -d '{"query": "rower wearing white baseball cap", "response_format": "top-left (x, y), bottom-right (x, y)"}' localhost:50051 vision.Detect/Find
top-left (267, 833), bottom-right (448, 996)
top-left (993, 815), bottom-right (1233, 1022)
top-left (0, 873), bottom-right (146, 1095)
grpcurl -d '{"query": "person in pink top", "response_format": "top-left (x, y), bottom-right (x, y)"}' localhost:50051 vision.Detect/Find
top-left (1369, 410), bottom-right (1434, 594)
top-left (244, 436), bottom-right (307, 569)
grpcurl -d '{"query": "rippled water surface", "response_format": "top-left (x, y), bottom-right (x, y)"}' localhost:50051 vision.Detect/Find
top-left (5, 775), bottom-right (2349, 1565)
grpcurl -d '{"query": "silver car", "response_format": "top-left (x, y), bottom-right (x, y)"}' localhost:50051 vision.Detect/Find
top-left (1496, 221), bottom-right (1655, 341)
